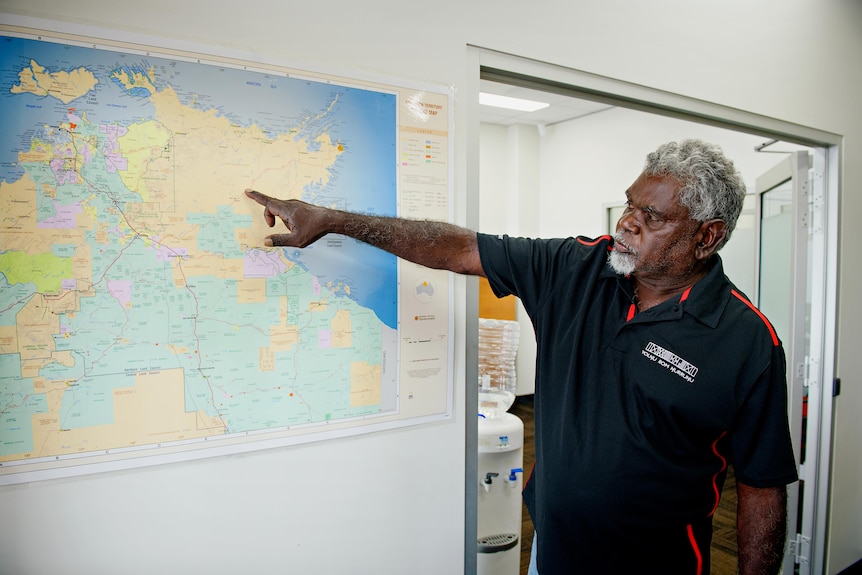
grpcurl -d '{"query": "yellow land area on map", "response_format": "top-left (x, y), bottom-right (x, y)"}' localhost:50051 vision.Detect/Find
top-left (116, 85), bottom-right (343, 257)
top-left (110, 66), bottom-right (157, 95)
top-left (11, 59), bottom-right (97, 104)
top-left (23, 369), bottom-right (226, 460)
top-left (350, 362), bottom-right (381, 406)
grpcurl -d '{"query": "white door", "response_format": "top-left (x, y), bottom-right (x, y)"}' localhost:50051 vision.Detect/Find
top-left (756, 149), bottom-right (832, 574)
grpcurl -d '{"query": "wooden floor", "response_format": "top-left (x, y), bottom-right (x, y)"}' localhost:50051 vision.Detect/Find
top-left (509, 395), bottom-right (738, 575)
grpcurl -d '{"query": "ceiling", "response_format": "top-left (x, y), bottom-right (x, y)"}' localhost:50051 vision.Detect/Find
top-left (478, 79), bottom-right (613, 126)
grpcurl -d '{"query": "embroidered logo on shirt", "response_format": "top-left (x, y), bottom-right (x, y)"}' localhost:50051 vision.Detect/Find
top-left (641, 341), bottom-right (699, 383)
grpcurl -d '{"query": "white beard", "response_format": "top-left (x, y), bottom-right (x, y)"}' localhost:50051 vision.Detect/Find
top-left (608, 249), bottom-right (636, 276)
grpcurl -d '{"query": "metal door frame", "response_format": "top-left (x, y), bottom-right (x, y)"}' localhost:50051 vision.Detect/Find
top-left (756, 149), bottom-right (834, 574)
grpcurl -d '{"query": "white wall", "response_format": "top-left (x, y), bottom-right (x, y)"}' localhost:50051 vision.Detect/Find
top-left (2, 0), bottom-right (861, 573)
top-left (479, 124), bottom-right (540, 396)
top-left (2, 431), bottom-right (463, 574)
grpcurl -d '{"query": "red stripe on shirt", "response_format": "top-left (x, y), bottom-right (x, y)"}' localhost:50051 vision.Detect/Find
top-left (730, 289), bottom-right (779, 346)
top-left (709, 431), bottom-right (728, 517)
top-left (680, 285), bottom-right (693, 302)
top-left (578, 235), bottom-right (613, 247)
top-left (523, 460), bottom-right (536, 492)
top-left (687, 524), bottom-right (704, 575)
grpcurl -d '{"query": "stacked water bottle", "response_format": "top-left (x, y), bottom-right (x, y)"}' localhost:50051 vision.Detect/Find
top-left (477, 318), bottom-right (520, 418)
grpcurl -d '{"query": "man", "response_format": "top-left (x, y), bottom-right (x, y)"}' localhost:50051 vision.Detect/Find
top-left (245, 139), bottom-right (797, 574)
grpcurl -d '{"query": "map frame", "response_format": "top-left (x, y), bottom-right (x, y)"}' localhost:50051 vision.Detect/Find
top-left (0, 24), bottom-right (455, 486)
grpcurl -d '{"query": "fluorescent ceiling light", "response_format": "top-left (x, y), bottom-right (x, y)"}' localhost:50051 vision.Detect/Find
top-left (479, 92), bottom-right (550, 113)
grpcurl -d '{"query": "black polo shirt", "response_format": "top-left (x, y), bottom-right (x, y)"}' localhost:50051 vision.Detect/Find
top-left (477, 233), bottom-right (798, 574)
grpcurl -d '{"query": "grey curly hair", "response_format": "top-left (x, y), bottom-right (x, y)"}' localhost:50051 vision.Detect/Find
top-left (644, 139), bottom-right (746, 251)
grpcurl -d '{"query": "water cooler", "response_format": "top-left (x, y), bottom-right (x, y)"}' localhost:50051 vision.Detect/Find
top-left (476, 319), bottom-right (523, 575)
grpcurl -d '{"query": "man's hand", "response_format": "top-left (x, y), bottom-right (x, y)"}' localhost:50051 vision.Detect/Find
top-left (245, 189), bottom-right (339, 248)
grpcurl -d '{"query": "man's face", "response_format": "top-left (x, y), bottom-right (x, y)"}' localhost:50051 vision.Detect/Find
top-left (609, 172), bottom-right (702, 281)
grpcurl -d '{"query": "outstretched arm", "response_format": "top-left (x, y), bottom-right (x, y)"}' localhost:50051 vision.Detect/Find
top-left (736, 482), bottom-right (788, 575)
top-left (245, 189), bottom-right (485, 276)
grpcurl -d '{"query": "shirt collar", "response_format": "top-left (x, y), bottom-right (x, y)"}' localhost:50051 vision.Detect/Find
top-left (601, 255), bottom-right (732, 328)
top-left (679, 256), bottom-right (732, 328)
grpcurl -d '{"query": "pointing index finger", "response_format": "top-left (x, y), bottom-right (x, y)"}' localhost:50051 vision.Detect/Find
top-left (245, 188), bottom-right (276, 228)
top-left (244, 188), bottom-right (270, 206)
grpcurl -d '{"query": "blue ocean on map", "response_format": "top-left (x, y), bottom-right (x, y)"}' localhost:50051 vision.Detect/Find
top-left (0, 35), bottom-right (397, 329)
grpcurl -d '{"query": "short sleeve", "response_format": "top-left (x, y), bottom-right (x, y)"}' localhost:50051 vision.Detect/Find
top-left (730, 343), bottom-right (799, 487)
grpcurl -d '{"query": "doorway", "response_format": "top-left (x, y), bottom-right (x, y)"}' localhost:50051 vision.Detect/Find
top-left (468, 46), bottom-right (839, 575)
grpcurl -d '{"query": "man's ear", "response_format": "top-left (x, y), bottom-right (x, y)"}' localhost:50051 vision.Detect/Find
top-left (694, 219), bottom-right (727, 261)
